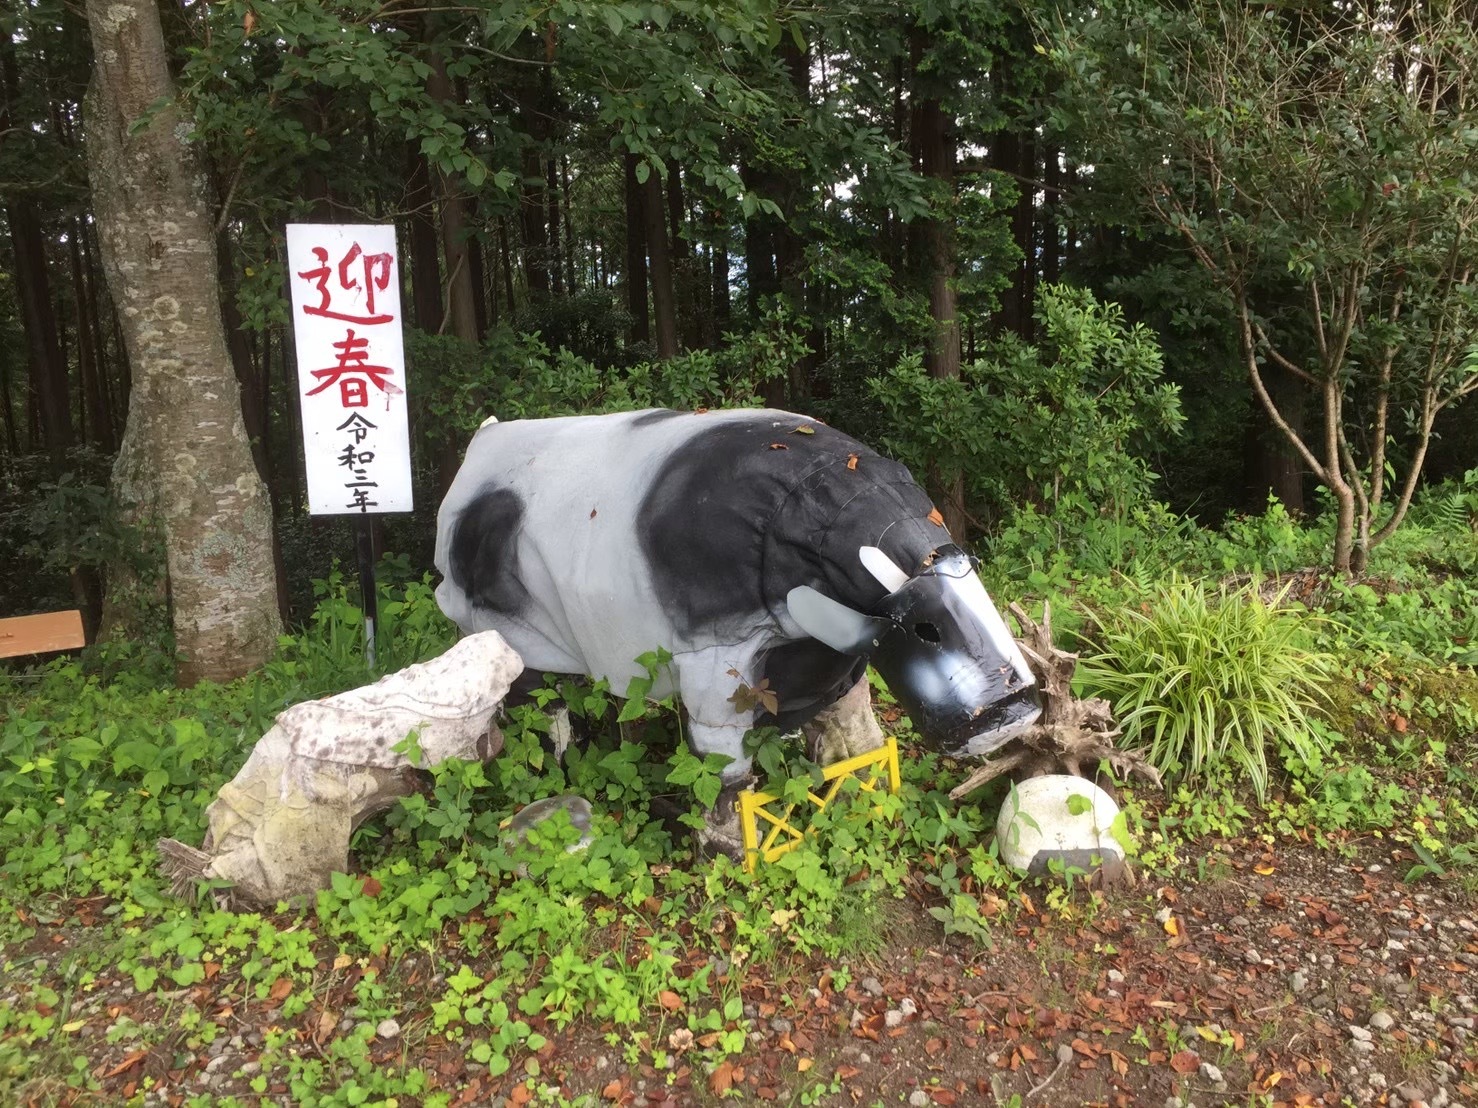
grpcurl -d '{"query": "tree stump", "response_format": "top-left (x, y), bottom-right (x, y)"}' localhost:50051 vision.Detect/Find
top-left (948, 601), bottom-right (1161, 802)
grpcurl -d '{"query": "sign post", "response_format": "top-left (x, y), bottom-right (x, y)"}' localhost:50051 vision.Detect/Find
top-left (285, 224), bottom-right (413, 668)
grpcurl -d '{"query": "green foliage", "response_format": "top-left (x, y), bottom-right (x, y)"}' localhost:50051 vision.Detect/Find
top-left (870, 283), bottom-right (1184, 533)
top-left (1076, 576), bottom-right (1333, 803)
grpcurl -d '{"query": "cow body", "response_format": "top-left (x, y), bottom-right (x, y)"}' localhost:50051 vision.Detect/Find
top-left (435, 408), bottom-right (1039, 795)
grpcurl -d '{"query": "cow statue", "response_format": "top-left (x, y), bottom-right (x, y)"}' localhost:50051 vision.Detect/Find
top-left (434, 408), bottom-right (1041, 855)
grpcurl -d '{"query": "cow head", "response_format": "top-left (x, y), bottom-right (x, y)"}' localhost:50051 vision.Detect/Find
top-left (786, 546), bottom-right (1042, 757)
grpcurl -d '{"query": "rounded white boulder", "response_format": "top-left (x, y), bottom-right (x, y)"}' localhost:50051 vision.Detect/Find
top-left (996, 775), bottom-right (1127, 878)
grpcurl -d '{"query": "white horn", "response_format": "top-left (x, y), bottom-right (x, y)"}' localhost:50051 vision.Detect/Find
top-left (786, 586), bottom-right (888, 655)
top-left (858, 546), bottom-right (909, 593)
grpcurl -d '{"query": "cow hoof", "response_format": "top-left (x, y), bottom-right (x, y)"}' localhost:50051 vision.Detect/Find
top-left (692, 782), bottom-right (750, 863)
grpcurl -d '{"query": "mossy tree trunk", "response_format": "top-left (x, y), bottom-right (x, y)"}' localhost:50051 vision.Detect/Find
top-left (83, 0), bottom-right (281, 684)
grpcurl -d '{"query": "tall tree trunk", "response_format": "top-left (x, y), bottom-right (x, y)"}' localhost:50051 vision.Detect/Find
top-left (7, 204), bottom-right (72, 459)
top-left (561, 154), bottom-right (577, 293)
top-left (424, 50), bottom-right (481, 343)
top-left (405, 149), bottom-right (445, 333)
top-left (709, 203), bottom-right (730, 346)
top-left (624, 153), bottom-right (650, 344)
top-left (520, 146), bottom-right (550, 298)
top-left (80, 216), bottom-right (120, 445)
top-left (911, 29), bottom-right (965, 540)
top-left (546, 156), bottom-right (563, 296)
top-left (84, 0), bottom-right (281, 684)
top-left (68, 219), bottom-right (112, 451)
top-left (642, 172), bottom-right (680, 361)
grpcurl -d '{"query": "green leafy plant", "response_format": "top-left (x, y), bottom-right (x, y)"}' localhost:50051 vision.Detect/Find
top-left (1076, 576), bottom-right (1334, 802)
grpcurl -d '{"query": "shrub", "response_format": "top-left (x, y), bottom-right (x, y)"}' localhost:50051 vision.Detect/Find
top-left (1075, 576), bottom-right (1333, 803)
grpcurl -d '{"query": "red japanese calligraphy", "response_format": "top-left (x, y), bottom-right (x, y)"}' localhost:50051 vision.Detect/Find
top-left (297, 244), bottom-right (395, 324)
top-left (306, 329), bottom-right (404, 407)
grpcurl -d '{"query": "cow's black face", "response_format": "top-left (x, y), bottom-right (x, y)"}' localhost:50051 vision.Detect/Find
top-left (786, 545), bottom-right (1041, 757)
top-left (866, 547), bottom-right (1042, 756)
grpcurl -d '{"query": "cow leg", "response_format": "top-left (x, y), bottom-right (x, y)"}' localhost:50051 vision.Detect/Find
top-left (673, 645), bottom-right (763, 859)
top-left (802, 676), bottom-right (884, 767)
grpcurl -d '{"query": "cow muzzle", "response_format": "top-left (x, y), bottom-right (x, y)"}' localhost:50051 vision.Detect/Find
top-left (786, 545), bottom-right (1043, 757)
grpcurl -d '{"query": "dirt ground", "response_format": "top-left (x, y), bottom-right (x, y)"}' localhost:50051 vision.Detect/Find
top-left (14, 831), bottom-right (1478, 1108)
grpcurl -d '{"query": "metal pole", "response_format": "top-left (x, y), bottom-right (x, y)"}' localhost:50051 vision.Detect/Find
top-left (355, 516), bottom-right (377, 670)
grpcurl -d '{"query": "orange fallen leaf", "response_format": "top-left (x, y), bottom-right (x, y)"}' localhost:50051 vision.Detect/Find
top-left (797, 1057), bottom-right (813, 1072)
top-left (361, 876), bottom-right (382, 897)
top-left (927, 508), bottom-right (945, 527)
top-left (1254, 863), bottom-right (1276, 876)
top-left (1392, 714), bottom-right (1408, 733)
top-left (1169, 1050), bottom-right (1200, 1074)
top-left (658, 990), bottom-right (683, 1011)
top-left (102, 1050), bottom-right (148, 1079)
top-left (601, 1078), bottom-right (623, 1099)
top-left (1163, 916), bottom-right (1180, 937)
top-left (769, 443), bottom-right (789, 450)
top-left (836, 1064), bottom-right (860, 1079)
top-left (710, 1060), bottom-right (735, 1095)
top-left (929, 1090), bottom-right (958, 1106)
top-left (243, 9), bottom-right (256, 35)
top-left (846, 454), bottom-right (859, 471)
top-left (268, 977), bottom-right (293, 1002)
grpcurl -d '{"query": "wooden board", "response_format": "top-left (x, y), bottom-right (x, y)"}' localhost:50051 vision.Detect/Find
top-left (0, 610), bottom-right (86, 659)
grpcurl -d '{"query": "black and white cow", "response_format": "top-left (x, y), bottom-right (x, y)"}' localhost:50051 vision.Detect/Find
top-left (435, 408), bottom-right (1041, 845)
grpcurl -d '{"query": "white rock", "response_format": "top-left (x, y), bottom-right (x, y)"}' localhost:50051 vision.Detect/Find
top-left (376, 1018), bottom-right (401, 1039)
top-left (1200, 1062), bottom-right (1223, 1084)
top-left (909, 1092), bottom-right (929, 1108)
top-left (1370, 1011), bottom-right (1396, 1032)
top-left (996, 776), bottom-right (1127, 877)
top-left (884, 1010), bottom-right (904, 1029)
top-left (1349, 1024), bottom-right (1373, 1042)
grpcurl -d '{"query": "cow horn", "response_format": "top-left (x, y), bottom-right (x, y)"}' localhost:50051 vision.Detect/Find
top-left (786, 586), bottom-right (890, 656)
top-left (858, 546), bottom-right (909, 593)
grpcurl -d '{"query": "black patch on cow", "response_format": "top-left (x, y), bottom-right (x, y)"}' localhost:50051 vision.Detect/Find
top-left (756, 639), bottom-right (867, 731)
top-left (637, 415), bottom-right (942, 639)
top-left (630, 409), bottom-right (682, 427)
top-left (447, 485), bottom-right (531, 616)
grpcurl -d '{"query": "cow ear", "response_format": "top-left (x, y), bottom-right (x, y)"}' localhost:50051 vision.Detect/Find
top-left (787, 586), bottom-right (889, 655)
top-left (859, 546), bottom-right (909, 593)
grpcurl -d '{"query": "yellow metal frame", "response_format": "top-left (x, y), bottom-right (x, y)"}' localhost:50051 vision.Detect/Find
top-left (738, 738), bottom-right (902, 871)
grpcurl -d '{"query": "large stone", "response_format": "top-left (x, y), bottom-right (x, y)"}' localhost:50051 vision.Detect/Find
top-left (158, 631), bottom-right (523, 906)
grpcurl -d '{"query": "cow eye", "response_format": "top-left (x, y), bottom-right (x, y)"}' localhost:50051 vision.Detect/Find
top-left (913, 621), bottom-right (942, 643)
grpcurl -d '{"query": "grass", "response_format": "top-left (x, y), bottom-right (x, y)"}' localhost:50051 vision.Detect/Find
top-left (1075, 575), bottom-right (1334, 804)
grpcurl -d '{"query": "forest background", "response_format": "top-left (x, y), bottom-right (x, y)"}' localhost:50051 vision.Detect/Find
top-left (5, 0), bottom-right (1476, 652)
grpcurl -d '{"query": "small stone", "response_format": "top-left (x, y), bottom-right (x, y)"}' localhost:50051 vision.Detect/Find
top-left (857, 1052), bottom-right (871, 1065)
top-left (1290, 970), bottom-right (1309, 994)
top-left (1349, 1024), bottom-right (1374, 1042)
top-left (240, 1061), bottom-right (260, 1077)
top-left (1244, 948), bottom-right (1262, 964)
top-left (770, 1017), bottom-right (793, 1034)
top-left (1388, 938), bottom-right (1407, 952)
top-left (884, 1009), bottom-right (904, 1029)
top-left (1108, 969), bottom-right (1125, 984)
top-left (1368, 863), bottom-right (1382, 873)
top-left (1230, 915), bottom-right (1251, 929)
top-left (1396, 1082), bottom-right (1429, 1102)
top-left (1369, 1073), bottom-right (1386, 1090)
top-left (1200, 1061), bottom-right (1224, 1085)
top-left (1351, 1039), bottom-right (1376, 1054)
top-left (1370, 1011), bottom-right (1396, 1032)
top-left (376, 1018), bottom-right (401, 1040)
top-left (204, 1055), bottom-right (232, 1075)
top-left (909, 1092), bottom-right (929, 1108)
top-left (1056, 1044), bottom-right (1075, 1065)
top-left (860, 976), bottom-right (884, 997)
top-left (1155, 907), bottom-right (1174, 926)
top-left (1164, 1098), bottom-right (1185, 1108)
top-left (899, 997), bottom-right (918, 1017)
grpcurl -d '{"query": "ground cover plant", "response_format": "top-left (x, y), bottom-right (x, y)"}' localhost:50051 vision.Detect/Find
top-left (4, 483), bottom-right (1478, 1107)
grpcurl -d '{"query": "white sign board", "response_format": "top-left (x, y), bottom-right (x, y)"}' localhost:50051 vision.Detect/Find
top-left (286, 223), bottom-right (413, 515)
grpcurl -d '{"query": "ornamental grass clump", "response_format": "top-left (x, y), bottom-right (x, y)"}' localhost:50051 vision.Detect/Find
top-left (1076, 576), bottom-right (1333, 803)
